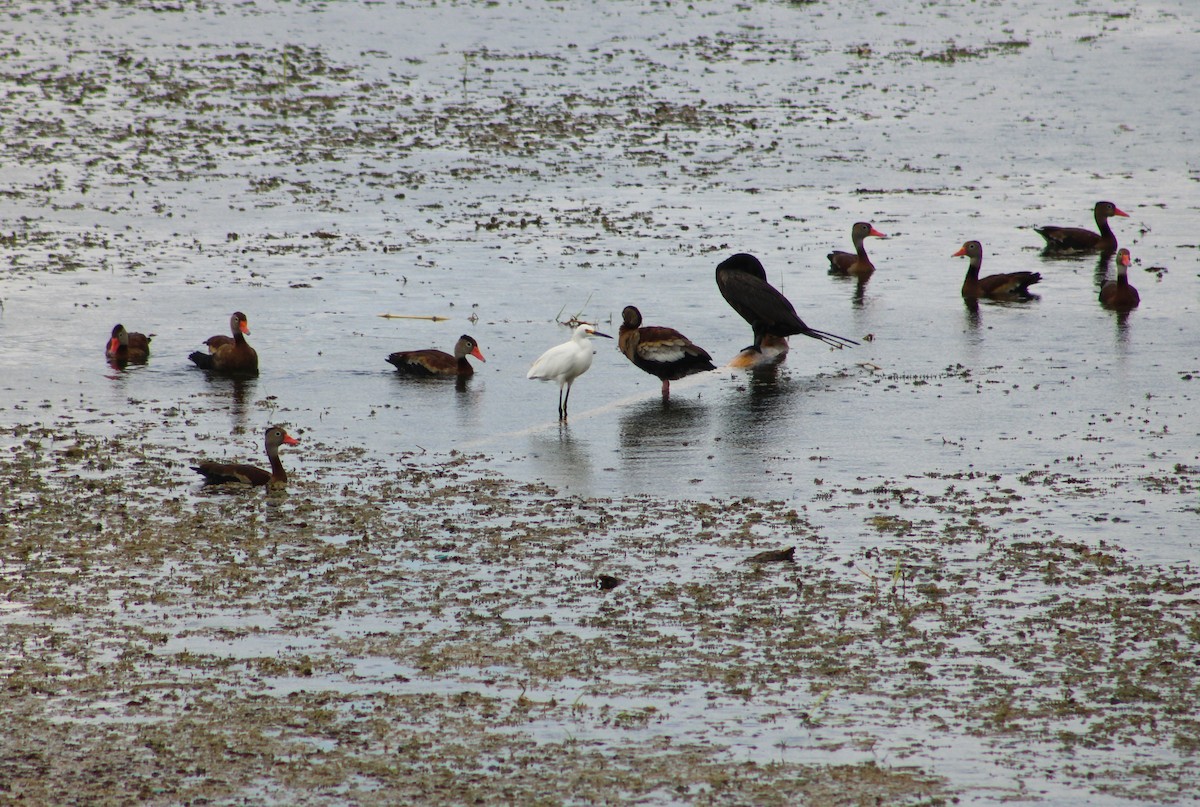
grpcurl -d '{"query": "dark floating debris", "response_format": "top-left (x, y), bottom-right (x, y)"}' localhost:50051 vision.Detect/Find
top-left (745, 546), bottom-right (796, 565)
top-left (595, 574), bottom-right (623, 590)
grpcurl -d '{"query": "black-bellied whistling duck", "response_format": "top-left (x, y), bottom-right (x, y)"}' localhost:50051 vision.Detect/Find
top-left (105, 324), bottom-right (151, 364)
top-left (618, 306), bottom-right (716, 400)
top-left (189, 312), bottom-right (258, 374)
top-left (192, 425), bottom-right (299, 487)
top-left (1099, 248), bottom-right (1140, 311)
top-left (827, 222), bottom-right (887, 277)
top-left (202, 312), bottom-right (249, 352)
top-left (953, 241), bottom-right (1041, 299)
top-left (715, 253), bottom-right (859, 353)
top-left (728, 334), bottom-right (789, 369)
top-left (1035, 201), bottom-right (1129, 252)
top-left (386, 334), bottom-right (485, 377)
top-left (527, 324), bottom-right (613, 420)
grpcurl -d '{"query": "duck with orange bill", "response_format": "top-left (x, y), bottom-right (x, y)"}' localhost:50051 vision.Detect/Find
top-left (192, 425), bottom-right (299, 487)
top-left (1035, 201), bottom-right (1129, 252)
top-left (953, 241), bottom-right (1040, 299)
top-left (105, 324), bottom-right (151, 364)
top-left (827, 222), bottom-right (887, 278)
top-left (387, 334), bottom-right (485, 377)
top-left (189, 311), bottom-right (258, 374)
top-left (1099, 248), bottom-right (1140, 311)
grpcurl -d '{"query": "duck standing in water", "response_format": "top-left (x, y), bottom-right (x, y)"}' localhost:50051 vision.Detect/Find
top-left (618, 305), bottom-right (716, 400)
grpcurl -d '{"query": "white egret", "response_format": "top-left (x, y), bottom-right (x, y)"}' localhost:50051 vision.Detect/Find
top-left (526, 324), bottom-right (612, 420)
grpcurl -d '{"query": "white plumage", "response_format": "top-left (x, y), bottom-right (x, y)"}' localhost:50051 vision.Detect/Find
top-left (527, 324), bottom-right (613, 420)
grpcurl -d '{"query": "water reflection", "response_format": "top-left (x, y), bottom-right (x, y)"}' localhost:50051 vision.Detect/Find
top-left (829, 273), bottom-right (870, 308)
top-left (1113, 310), bottom-right (1133, 349)
top-left (454, 375), bottom-right (483, 420)
top-left (618, 397), bottom-right (709, 453)
top-left (1094, 249), bottom-right (1116, 289)
top-left (716, 370), bottom-right (816, 451)
top-left (527, 422), bottom-right (596, 494)
top-left (195, 373), bottom-right (257, 428)
top-left (962, 297), bottom-right (982, 331)
top-left (388, 372), bottom-right (476, 396)
top-left (104, 360), bottom-right (134, 383)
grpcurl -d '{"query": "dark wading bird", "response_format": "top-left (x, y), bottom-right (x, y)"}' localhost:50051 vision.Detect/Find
top-left (527, 324), bottom-right (613, 420)
top-left (1035, 201), bottom-right (1129, 252)
top-left (953, 241), bottom-right (1041, 299)
top-left (386, 334), bottom-right (485, 377)
top-left (715, 253), bottom-right (858, 353)
top-left (192, 425), bottom-right (299, 487)
top-left (827, 221), bottom-right (887, 278)
top-left (105, 324), bottom-right (151, 364)
top-left (189, 311), bottom-right (258, 374)
top-left (618, 305), bottom-right (716, 400)
top-left (1099, 248), bottom-right (1140, 311)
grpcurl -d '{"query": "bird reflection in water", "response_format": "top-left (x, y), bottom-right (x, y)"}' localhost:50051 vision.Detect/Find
top-left (198, 375), bottom-right (257, 429)
top-left (454, 371), bottom-right (483, 419)
top-left (1094, 249), bottom-right (1116, 290)
top-left (1113, 310), bottom-right (1133, 348)
top-left (962, 296), bottom-right (982, 331)
top-left (618, 397), bottom-right (709, 461)
top-left (715, 369), bottom-right (819, 453)
top-left (527, 422), bottom-right (596, 494)
top-left (825, 271), bottom-right (870, 309)
top-left (851, 277), bottom-right (869, 309)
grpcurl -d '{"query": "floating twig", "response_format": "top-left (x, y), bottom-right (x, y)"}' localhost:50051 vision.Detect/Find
top-left (377, 314), bottom-right (450, 321)
top-left (555, 293), bottom-right (594, 328)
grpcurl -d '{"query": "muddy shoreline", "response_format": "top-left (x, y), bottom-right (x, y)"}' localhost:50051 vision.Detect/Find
top-left (3, 427), bottom-right (1199, 804)
top-left (3, 0), bottom-right (1199, 803)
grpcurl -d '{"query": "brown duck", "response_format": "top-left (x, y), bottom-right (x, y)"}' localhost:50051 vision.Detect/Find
top-left (1099, 248), bottom-right (1140, 311)
top-left (1035, 201), bottom-right (1129, 252)
top-left (105, 324), bottom-right (151, 364)
top-left (189, 312), bottom-right (258, 373)
top-left (386, 334), bottom-right (485, 377)
top-left (827, 222), bottom-right (887, 277)
top-left (192, 425), bottom-right (299, 486)
top-left (953, 241), bottom-right (1041, 299)
top-left (619, 306), bottom-right (715, 400)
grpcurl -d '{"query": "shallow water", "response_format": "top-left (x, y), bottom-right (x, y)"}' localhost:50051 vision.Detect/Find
top-left (2, 0), bottom-right (1199, 802)
top-left (3, 0), bottom-right (1197, 536)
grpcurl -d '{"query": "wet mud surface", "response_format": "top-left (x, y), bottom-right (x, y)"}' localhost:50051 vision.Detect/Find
top-left (3, 430), bottom-right (1199, 804)
top-left (2, 0), bottom-right (1199, 804)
